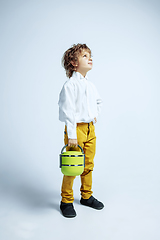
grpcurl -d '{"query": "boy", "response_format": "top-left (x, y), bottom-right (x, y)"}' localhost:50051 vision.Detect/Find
top-left (58, 43), bottom-right (104, 218)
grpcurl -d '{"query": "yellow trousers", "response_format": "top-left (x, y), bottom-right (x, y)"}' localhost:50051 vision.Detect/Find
top-left (61, 122), bottom-right (96, 203)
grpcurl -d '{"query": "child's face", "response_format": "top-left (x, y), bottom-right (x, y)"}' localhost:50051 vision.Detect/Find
top-left (76, 50), bottom-right (92, 77)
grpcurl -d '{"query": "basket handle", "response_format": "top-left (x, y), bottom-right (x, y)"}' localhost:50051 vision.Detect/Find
top-left (61, 144), bottom-right (84, 154)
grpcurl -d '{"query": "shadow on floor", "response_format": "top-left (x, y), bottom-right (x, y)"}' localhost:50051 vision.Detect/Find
top-left (74, 198), bottom-right (81, 205)
top-left (1, 178), bottom-right (60, 212)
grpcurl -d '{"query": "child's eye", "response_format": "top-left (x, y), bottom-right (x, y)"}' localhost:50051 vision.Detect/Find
top-left (83, 55), bottom-right (87, 57)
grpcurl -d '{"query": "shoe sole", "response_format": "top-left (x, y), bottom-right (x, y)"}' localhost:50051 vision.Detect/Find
top-left (80, 202), bottom-right (104, 210)
top-left (60, 209), bottom-right (76, 218)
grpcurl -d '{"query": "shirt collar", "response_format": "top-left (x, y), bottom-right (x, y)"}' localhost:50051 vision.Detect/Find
top-left (72, 71), bottom-right (88, 80)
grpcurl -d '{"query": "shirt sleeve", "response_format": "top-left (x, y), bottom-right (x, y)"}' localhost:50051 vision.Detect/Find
top-left (91, 82), bottom-right (103, 116)
top-left (96, 88), bottom-right (103, 115)
top-left (58, 82), bottom-right (77, 139)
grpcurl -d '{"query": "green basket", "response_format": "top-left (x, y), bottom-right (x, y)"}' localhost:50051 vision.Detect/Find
top-left (59, 144), bottom-right (85, 176)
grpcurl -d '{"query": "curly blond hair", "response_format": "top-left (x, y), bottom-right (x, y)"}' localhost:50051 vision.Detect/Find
top-left (62, 43), bottom-right (91, 78)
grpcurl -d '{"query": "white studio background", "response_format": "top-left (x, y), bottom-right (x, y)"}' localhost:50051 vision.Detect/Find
top-left (0, 0), bottom-right (160, 240)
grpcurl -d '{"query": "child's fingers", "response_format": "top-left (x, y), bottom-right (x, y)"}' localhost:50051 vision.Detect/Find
top-left (68, 139), bottom-right (78, 147)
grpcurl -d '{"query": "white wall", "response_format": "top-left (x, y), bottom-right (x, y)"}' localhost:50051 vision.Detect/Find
top-left (0, 0), bottom-right (160, 239)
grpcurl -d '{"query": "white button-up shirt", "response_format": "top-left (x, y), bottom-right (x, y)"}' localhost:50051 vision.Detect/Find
top-left (58, 71), bottom-right (102, 139)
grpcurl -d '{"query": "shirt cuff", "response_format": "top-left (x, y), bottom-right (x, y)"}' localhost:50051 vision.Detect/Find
top-left (66, 123), bottom-right (77, 139)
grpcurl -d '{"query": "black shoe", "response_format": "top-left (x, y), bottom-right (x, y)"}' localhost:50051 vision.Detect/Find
top-left (60, 201), bottom-right (76, 218)
top-left (80, 196), bottom-right (104, 210)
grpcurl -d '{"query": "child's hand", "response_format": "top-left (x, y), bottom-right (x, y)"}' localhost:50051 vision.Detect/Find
top-left (94, 117), bottom-right (97, 123)
top-left (68, 139), bottom-right (78, 148)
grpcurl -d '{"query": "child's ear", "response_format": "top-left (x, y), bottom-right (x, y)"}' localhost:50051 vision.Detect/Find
top-left (71, 61), bottom-right (78, 67)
